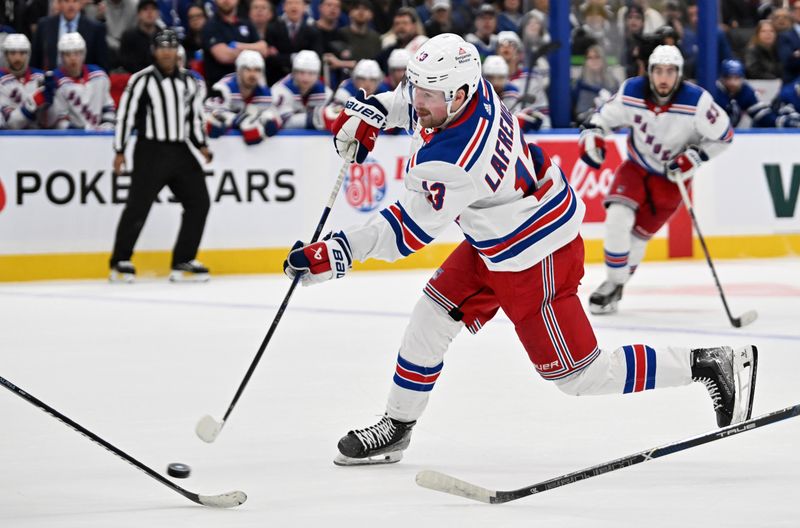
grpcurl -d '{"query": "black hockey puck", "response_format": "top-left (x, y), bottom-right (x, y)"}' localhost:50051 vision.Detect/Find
top-left (167, 463), bottom-right (191, 479)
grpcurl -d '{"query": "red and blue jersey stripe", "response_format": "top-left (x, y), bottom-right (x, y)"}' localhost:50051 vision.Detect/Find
top-left (623, 344), bottom-right (657, 393)
top-left (380, 201), bottom-right (433, 257)
top-left (393, 355), bottom-right (443, 392)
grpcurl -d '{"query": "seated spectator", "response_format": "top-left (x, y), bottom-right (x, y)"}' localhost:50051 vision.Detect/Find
top-left (520, 8), bottom-right (551, 66)
top-left (616, 0), bottom-right (665, 35)
top-left (712, 59), bottom-right (799, 128)
top-left (0, 33), bottom-right (50, 129)
top-left (383, 47), bottom-right (408, 91)
top-left (205, 49), bottom-right (280, 144)
top-left (776, 73), bottom-right (800, 113)
top-left (571, 4), bottom-right (618, 57)
top-left (316, 0), bottom-right (343, 54)
top-left (249, 0), bottom-right (274, 41)
top-left (184, 2), bottom-right (207, 61)
top-left (90, 0), bottom-right (138, 71)
top-left (204, 0), bottom-right (267, 86)
top-left (777, 1), bottom-right (800, 81)
top-left (572, 44), bottom-right (618, 125)
top-left (680, 3), bottom-right (733, 79)
top-left (119, 0), bottom-right (160, 74)
top-left (271, 49), bottom-right (331, 130)
top-left (771, 7), bottom-right (793, 33)
top-left (371, 0), bottom-right (403, 35)
top-left (155, 0), bottom-right (193, 40)
top-left (264, 0), bottom-right (322, 85)
top-left (621, 4), bottom-right (646, 77)
top-left (745, 19), bottom-right (782, 79)
top-left (424, 0), bottom-right (454, 38)
top-left (45, 32), bottom-right (115, 129)
top-left (465, 4), bottom-right (498, 60)
top-left (375, 7), bottom-right (421, 72)
top-left (31, 0), bottom-right (108, 70)
top-left (341, 0), bottom-right (382, 62)
top-left (497, 30), bottom-right (550, 130)
top-left (496, 0), bottom-right (523, 33)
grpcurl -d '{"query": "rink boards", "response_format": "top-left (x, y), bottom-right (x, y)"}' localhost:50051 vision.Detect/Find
top-left (0, 130), bottom-right (798, 281)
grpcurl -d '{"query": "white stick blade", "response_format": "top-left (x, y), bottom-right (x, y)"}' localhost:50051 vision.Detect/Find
top-left (198, 490), bottom-right (247, 508)
top-left (196, 415), bottom-right (222, 443)
top-left (737, 310), bottom-right (758, 327)
top-left (415, 470), bottom-right (494, 503)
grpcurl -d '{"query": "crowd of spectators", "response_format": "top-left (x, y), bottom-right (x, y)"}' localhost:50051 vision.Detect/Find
top-left (3, 0), bottom-right (800, 132)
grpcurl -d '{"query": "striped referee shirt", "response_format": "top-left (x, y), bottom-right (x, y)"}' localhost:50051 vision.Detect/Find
top-left (114, 65), bottom-right (207, 153)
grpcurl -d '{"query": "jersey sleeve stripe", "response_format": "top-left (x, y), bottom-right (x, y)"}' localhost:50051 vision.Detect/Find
top-left (379, 203), bottom-right (431, 256)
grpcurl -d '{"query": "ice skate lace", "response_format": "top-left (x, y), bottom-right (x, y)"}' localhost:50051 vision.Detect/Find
top-left (353, 417), bottom-right (396, 449)
top-left (694, 376), bottom-right (722, 410)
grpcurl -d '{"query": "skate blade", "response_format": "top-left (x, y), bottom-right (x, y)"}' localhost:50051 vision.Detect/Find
top-left (109, 271), bottom-right (134, 283)
top-left (333, 451), bottom-right (403, 466)
top-left (589, 301), bottom-right (618, 315)
top-left (169, 271), bottom-right (210, 283)
top-left (732, 345), bottom-right (759, 424)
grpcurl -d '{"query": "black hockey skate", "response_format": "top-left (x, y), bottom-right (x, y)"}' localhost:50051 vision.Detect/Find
top-left (691, 345), bottom-right (758, 427)
top-left (109, 260), bottom-right (135, 283)
top-left (588, 280), bottom-right (624, 315)
top-left (169, 260), bottom-right (210, 282)
top-left (334, 414), bottom-right (415, 466)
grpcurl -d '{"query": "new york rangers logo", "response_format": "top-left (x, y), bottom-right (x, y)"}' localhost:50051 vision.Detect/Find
top-left (345, 159), bottom-right (387, 212)
top-left (417, 52), bottom-right (429, 62)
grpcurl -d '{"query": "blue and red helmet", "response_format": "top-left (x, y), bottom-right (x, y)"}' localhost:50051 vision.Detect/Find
top-left (720, 59), bottom-right (745, 78)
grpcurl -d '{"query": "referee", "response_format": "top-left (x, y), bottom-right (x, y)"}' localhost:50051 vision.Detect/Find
top-left (110, 29), bottom-right (213, 283)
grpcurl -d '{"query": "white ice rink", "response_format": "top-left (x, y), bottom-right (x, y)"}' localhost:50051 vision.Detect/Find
top-left (1, 258), bottom-right (798, 527)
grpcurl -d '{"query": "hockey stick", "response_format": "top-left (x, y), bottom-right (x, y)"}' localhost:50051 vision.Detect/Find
top-left (416, 403), bottom-right (800, 504)
top-left (0, 374), bottom-right (246, 508)
top-left (196, 160), bottom-right (351, 443)
top-left (675, 176), bottom-right (758, 328)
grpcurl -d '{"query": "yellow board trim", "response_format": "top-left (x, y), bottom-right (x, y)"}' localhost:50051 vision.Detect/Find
top-left (0, 234), bottom-right (798, 282)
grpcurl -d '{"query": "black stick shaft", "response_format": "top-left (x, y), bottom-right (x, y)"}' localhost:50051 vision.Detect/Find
top-left (0, 374), bottom-right (202, 505)
top-left (494, 404), bottom-right (800, 503)
top-left (675, 177), bottom-right (738, 325)
top-left (219, 161), bottom-right (350, 424)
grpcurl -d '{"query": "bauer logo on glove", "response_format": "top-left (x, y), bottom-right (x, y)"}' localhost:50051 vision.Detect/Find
top-left (283, 232), bottom-right (353, 285)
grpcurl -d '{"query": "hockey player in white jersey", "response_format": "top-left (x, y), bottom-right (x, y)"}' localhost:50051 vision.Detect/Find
top-left (205, 49), bottom-right (281, 145)
top-left (496, 30), bottom-right (550, 131)
top-left (319, 59), bottom-right (390, 132)
top-left (579, 45), bottom-right (734, 315)
top-left (283, 34), bottom-right (757, 466)
top-left (385, 48), bottom-right (410, 91)
top-left (46, 33), bottom-right (115, 130)
top-left (0, 34), bottom-right (52, 129)
top-left (271, 50), bottom-right (332, 130)
top-left (482, 55), bottom-right (521, 110)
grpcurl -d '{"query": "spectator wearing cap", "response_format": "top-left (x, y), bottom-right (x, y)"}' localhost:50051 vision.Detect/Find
top-left (341, 0), bottom-right (381, 61)
top-left (424, 0), bottom-right (453, 38)
top-left (203, 0), bottom-right (267, 86)
top-left (265, 0), bottom-right (322, 84)
top-left (375, 7), bottom-right (419, 72)
top-left (30, 0), bottom-right (108, 70)
top-left (745, 19), bottom-right (782, 79)
top-left (777, 0), bottom-right (800, 82)
top-left (119, 0), bottom-right (161, 73)
top-left (465, 4), bottom-right (498, 60)
top-left (497, 0), bottom-right (523, 33)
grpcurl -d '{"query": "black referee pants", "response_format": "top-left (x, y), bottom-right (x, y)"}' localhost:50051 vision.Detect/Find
top-left (110, 139), bottom-right (210, 268)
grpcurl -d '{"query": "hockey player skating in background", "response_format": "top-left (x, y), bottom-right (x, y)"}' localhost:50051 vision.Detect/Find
top-left (283, 35), bottom-right (757, 466)
top-left (204, 50), bottom-right (281, 145)
top-left (711, 59), bottom-right (800, 129)
top-left (46, 33), bottom-right (115, 130)
top-left (580, 45), bottom-right (734, 315)
top-left (496, 30), bottom-right (550, 131)
top-left (0, 34), bottom-right (52, 129)
top-left (271, 50), bottom-right (332, 130)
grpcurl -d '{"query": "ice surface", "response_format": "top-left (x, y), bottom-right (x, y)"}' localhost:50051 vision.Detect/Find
top-left (1, 258), bottom-right (798, 527)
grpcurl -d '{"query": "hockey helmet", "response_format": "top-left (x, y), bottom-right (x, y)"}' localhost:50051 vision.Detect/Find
top-left (236, 49), bottom-right (264, 71)
top-left (58, 32), bottom-right (86, 54)
top-left (648, 44), bottom-right (683, 78)
top-left (2, 33), bottom-right (31, 54)
top-left (387, 48), bottom-right (410, 71)
top-left (497, 31), bottom-right (523, 51)
top-left (352, 59), bottom-right (383, 80)
top-left (482, 55), bottom-right (509, 78)
top-left (292, 50), bottom-right (321, 73)
top-left (720, 59), bottom-right (745, 78)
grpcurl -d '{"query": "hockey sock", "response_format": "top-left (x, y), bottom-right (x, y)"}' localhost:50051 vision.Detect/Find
top-left (626, 234), bottom-right (648, 279)
top-left (603, 204), bottom-right (636, 284)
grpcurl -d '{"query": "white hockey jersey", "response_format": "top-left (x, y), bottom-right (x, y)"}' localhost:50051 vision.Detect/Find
top-left (46, 65), bottom-right (116, 130)
top-left (271, 74), bottom-right (332, 130)
top-left (0, 67), bottom-right (44, 129)
top-left (344, 78), bottom-right (585, 272)
top-left (205, 72), bottom-right (275, 121)
top-left (509, 65), bottom-right (550, 130)
top-left (587, 76), bottom-right (733, 175)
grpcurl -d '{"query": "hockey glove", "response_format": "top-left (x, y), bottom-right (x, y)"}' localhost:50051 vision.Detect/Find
top-left (578, 127), bottom-right (606, 169)
top-left (331, 89), bottom-right (387, 164)
top-left (516, 108), bottom-right (545, 132)
top-left (239, 114), bottom-right (266, 145)
top-left (206, 110), bottom-right (236, 138)
top-left (283, 231), bottom-right (353, 286)
top-left (260, 108), bottom-right (283, 137)
top-left (667, 146), bottom-right (707, 183)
